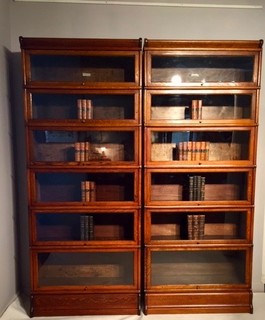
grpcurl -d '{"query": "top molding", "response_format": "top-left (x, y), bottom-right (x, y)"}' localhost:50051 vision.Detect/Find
top-left (19, 36), bottom-right (143, 51)
top-left (143, 39), bottom-right (264, 51)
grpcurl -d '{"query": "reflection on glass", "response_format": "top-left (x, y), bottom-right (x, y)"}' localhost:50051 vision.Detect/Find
top-left (151, 56), bottom-right (254, 84)
top-left (150, 172), bottom-right (248, 202)
top-left (31, 93), bottom-right (135, 120)
top-left (150, 93), bottom-right (252, 121)
top-left (36, 172), bottom-right (135, 202)
top-left (32, 130), bottom-right (135, 163)
top-left (30, 55), bottom-right (135, 83)
top-left (36, 212), bottom-right (134, 242)
top-left (149, 210), bottom-right (247, 241)
top-left (151, 130), bottom-right (250, 162)
top-left (151, 250), bottom-right (246, 285)
top-left (38, 252), bottom-right (134, 287)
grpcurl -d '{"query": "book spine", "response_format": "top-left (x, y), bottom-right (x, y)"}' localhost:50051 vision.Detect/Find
top-left (187, 141), bottom-right (192, 161)
top-left (80, 142), bottom-right (85, 162)
top-left (196, 175), bottom-right (202, 201)
top-left (87, 99), bottom-right (93, 119)
top-left (187, 215), bottom-right (193, 240)
top-left (205, 141), bottom-right (210, 160)
top-left (178, 142), bottom-right (183, 160)
top-left (81, 181), bottom-right (86, 202)
top-left (200, 176), bottom-right (206, 200)
top-left (80, 215), bottom-right (85, 240)
top-left (90, 181), bottom-right (96, 201)
top-left (198, 214), bottom-right (205, 239)
top-left (195, 141), bottom-right (201, 161)
top-left (82, 99), bottom-right (87, 120)
top-left (77, 99), bottom-right (82, 119)
top-left (85, 181), bottom-right (91, 202)
top-left (193, 215), bottom-right (199, 239)
top-left (85, 142), bottom-right (90, 161)
top-left (88, 215), bottom-right (94, 240)
top-left (189, 176), bottom-right (194, 201)
top-left (200, 141), bottom-right (206, 161)
top-left (84, 215), bottom-right (89, 240)
top-left (183, 141), bottom-right (188, 160)
top-left (191, 141), bottom-right (196, 161)
top-left (75, 142), bottom-right (81, 162)
top-left (197, 100), bottom-right (202, 120)
top-left (193, 176), bottom-right (198, 201)
top-left (191, 100), bottom-right (197, 119)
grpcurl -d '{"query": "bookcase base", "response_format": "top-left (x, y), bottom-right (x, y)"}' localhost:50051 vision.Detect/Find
top-left (30, 292), bottom-right (140, 317)
top-left (144, 291), bottom-right (253, 314)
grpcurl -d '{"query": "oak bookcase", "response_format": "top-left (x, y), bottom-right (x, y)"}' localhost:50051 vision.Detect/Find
top-left (20, 37), bottom-right (262, 316)
top-left (20, 37), bottom-right (142, 316)
top-left (143, 39), bottom-right (263, 314)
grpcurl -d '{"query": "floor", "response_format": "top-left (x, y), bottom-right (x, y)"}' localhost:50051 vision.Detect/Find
top-left (1, 293), bottom-right (265, 320)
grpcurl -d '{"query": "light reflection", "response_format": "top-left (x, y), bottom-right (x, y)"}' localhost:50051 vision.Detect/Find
top-left (171, 74), bottom-right (182, 84)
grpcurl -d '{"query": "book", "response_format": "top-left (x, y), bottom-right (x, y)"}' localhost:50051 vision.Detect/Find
top-left (74, 142), bottom-right (111, 162)
top-left (177, 141), bottom-right (210, 161)
top-left (81, 181), bottom-right (96, 202)
top-left (191, 100), bottom-right (202, 119)
top-left (187, 215), bottom-right (193, 240)
top-left (80, 215), bottom-right (94, 240)
top-left (188, 175), bottom-right (206, 201)
top-left (187, 214), bottom-right (205, 240)
top-left (77, 99), bottom-right (93, 120)
top-left (75, 142), bottom-right (81, 162)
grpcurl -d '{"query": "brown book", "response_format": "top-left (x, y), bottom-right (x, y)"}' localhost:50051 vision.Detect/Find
top-left (187, 141), bottom-right (192, 161)
top-left (85, 181), bottom-right (91, 202)
top-left (88, 215), bottom-right (94, 239)
top-left (86, 99), bottom-right (93, 119)
top-left (80, 142), bottom-right (85, 162)
top-left (81, 181), bottom-right (86, 202)
top-left (191, 100), bottom-right (198, 119)
top-left (193, 215), bottom-right (200, 239)
top-left (189, 176), bottom-right (194, 201)
top-left (195, 141), bottom-right (201, 161)
top-left (200, 177), bottom-right (206, 200)
top-left (85, 142), bottom-right (90, 161)
top-left (200, 141), bottom-right (206, 161)
top-left (77, 99), bottom-right (82, 119)
top-left (183, 141), bottom-right (188, 160)
top-left (178, 142), bottom-right (183, 160)
top-left (197, 100), bottom-right (202, 119)
top-left (187, 214), bottom-right (205, 240)
top-left (205, 141), bottom-right (210, 161)
top-left (82, 99), bottom-right (87, 120)
top-left (75, 142), bottom-right (81, 162)
top-left (187, 215), bottom-right (193, 240)
top-left (198, 214), bottom-right (205, 239)
top-left (90, 181), bottom-right (96, 202)
top-left (80, 215), bottom-right (85, 240)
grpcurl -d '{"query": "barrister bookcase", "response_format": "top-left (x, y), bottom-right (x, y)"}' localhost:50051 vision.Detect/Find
top-left (20, 37), bottom-right (142, 317)
top-left (20, 37), bottom-right (262, 316)
top-left (143, 39), bottom-right (263, 314)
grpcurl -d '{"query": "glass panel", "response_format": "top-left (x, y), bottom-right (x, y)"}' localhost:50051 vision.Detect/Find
top-left (150, 171), bottom-right (248, 201)
top-left (150, 93), bottom-right (252, 121)
top-left (35, 172), bottom-right (135, 203)
top-left (151, 250), bottom-right (246, 286)
top-left (30, 54), bottom-right (135, 83)
top-left (37, 251), bottom-right (134, 287)
top-left (36, 212), bottom-right (135, 242)
top-left (32, 130), bottom-right (135, 162)
top-left (150, 130), bottom-right (250, 162)
top-left (149, 210), bottom-right (247, 241)
top-left (31, 93), bottom-right (135, 120)
top-left (151, 55), bottom-right (254, 84)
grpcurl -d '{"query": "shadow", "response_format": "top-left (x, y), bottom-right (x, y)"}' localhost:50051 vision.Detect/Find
top-left (6, 47), bottom-right (30, 315)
